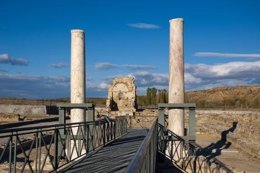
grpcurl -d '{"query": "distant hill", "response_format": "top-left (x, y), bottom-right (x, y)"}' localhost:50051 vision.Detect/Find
top-left (185, 85), bottom-right (260, 109)
top-left (0, 86), bottom-right (259, 109)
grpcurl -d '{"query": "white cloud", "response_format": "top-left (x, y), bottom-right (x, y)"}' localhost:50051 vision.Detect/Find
top-left (50, 63), bottom-right (67, 68)
top-left (0, 71), bottom-right (70, 98)
top-left (95, 63), bottom-right (118, 70)
top-left (127, 23), bottom-right (160, 29)
top-left (98, 82), bottom-right (109, 89)
top-left (185, 61), bottom-right (260, 90)
top-left (123, 64), bottom-right (156, 70)
top-left (130, 71), bottom-right (168, 87)
top-left (194, 52), bottom-right (260, 58)
top-left (187, 61), bottom-right (260, 78)
top-left (185, 73), bottom-right (202, 84)
top-left (0, 54), bottom-right (29, 66)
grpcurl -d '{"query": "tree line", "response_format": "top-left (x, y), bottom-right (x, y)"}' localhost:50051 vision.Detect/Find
top-left (137, 87), bottom-right (168, 106)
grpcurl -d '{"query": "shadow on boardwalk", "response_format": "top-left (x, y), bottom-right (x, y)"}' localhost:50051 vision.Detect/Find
top-left (156, 152), bottom-right (184, 173)
top-left (59, 129), bottom-right (147, 173)
top-left (196, 121), bottom-right (238, 161)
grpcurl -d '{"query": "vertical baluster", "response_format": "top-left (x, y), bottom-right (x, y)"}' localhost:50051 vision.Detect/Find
top-left (9, 134), bottom-right (13, 173)
top-left (35, 131), bottom-right (38, 173)
top-left (13, 133), bottom-right (17, 173)
top-left (103, 123), bottom-right (106, 145)
top-left (189, 107), bottom-right (196, 142)
top-left (67, 128), bottom-right (71, 161)
top-left (86, 124), bottom-right (89, 153)
top-left (38, 131), bottom-right (42, 172)
top-left (54, 129), bottom-right (59, 170)
top-left (58, 107), bottom-right (65, 160)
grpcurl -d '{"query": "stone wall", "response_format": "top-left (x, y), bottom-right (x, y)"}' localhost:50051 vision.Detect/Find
top-left (0, 104), bottom-right (58, 115)
top-left (106, 76), bottom-right (137, 115)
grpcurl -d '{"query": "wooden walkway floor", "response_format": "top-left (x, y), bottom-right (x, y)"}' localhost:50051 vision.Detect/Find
top-left (59, 128), bottom-right (148, 173)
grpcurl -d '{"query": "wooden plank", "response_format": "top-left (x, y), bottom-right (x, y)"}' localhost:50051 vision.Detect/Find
top-left (60, 129), bottom-right (148, 173)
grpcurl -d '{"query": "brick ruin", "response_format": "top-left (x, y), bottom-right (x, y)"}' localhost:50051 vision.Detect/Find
top-left (106, 76), bottom-right (137, 116)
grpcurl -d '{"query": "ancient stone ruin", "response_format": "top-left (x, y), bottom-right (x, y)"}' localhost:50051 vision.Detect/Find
top-left (106, 76), bottom-right (137, 115)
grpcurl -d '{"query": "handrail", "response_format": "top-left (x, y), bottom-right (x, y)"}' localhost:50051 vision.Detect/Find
top-left (0, 116), bottom-right (127, 172)
top-left (56, 103), bottom-right (95, 109)
top-left (157, 103), bottom-right (233, 172)
top-left (0, 117), bottom-right (60, 130)
top-left (158, 103), bottom-right (196, 109)
top-left (125, 119), bottom-right (157, 173)
top-left (158, 103), bottom-right (196, 141)
top-left (0, 119), bottom-right (108, 135)
top-left (158, 123), bottom-right (233, 172)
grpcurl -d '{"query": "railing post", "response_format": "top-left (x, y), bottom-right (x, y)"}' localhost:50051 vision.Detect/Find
top-left (54, 128), bottom-right (59, 171)
top-left (189, 107), bottom-right (196, 142)
top-left (58, 107), bottom-right (66, 136)
top-left (38, 130), bottom-right (42, 172)
top-left (87, 123), bottom-right (94, 152)
top-left (13, 133), bottom-right (17, 173)
top-left (35, 131), bottom-right (39, 172)
top-left (86, 104), bottom-right (95, 122)
top-left (103, 123), bottom-right (106, 145)
top-left (157, 107), bottom-right (166, 160)
top-left (9, 134), bottom-right (13, 173)
top-left (58, 107), bottom-right (66, 160)
top-left (158, 108), bottom-right (165, 127)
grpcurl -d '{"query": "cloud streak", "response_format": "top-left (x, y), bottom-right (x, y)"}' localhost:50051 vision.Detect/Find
top-left (50, 63), bottom-right (67, 68)
top-left (0, 72), bottom-right (69, 98)
top-left (0, 54), bottom-right (29, 66)
top-left (123, 64), bottom-right (156, 70)
top-left (95, 62), bottom-right (156, 71)
top-left (127, 23), bottom-right (160, 29)
top-left (95, 63), bottom-right (118, 70)
top-left (194, 52), bottom-right (260, 58)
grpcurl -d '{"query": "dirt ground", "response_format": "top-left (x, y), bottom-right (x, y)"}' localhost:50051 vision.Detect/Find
top-left (195, 110), bottom-right (260, 173)
top-left (197, 133), bottom-right (260, 173)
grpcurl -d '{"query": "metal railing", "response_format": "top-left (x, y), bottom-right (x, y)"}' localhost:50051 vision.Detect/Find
top-left (0, 117), bottom-right (127, 173)
top-left (125, 119), bottom-right (158, 173)
top-left (158, 103), bottom-right (196, 141)
top-left (157, 103), bottom-right (233, 173)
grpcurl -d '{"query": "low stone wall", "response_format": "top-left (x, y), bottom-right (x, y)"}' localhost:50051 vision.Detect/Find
top-left (0, 104), bottom-right (58, 115)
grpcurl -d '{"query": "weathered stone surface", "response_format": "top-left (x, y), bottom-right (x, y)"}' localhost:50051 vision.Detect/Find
top-left (0, 104), bottom-right (46, 115)
top-left (70, 29), bottom-right (86, 123)
top-left (168, 18), bottom-right (185, 136)
top-left (106, 76), bottom-right (136, 115)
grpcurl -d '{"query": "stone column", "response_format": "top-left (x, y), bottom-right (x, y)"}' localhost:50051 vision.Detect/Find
top-left (71, 29), bottom-right (86, 126)
top-left (168, 18), bottom-right (184, 136)
top-left (70, 29), bottom-right (86, 159)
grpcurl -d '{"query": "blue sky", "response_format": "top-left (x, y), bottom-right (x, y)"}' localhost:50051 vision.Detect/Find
top-left (0, 0), bottom-right (260, 98)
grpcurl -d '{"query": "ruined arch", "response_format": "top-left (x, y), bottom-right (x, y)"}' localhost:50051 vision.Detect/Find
top-left (106, 76), bottom-right (136, 115)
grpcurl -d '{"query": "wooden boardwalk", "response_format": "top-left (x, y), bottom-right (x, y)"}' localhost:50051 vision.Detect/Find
top-left (59, 129), bottom-right (148, 173)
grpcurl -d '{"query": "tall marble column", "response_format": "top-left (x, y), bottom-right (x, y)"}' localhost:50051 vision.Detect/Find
top-left (71, 29), bottom-right (86, 126)
top-left (168, 18), bottom-right (184, 136)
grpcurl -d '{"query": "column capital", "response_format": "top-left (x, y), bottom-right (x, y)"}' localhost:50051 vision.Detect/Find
top-left (169, 18), bottom-right (184, 23)
top-left (71, 29), bottom-right (84, 33)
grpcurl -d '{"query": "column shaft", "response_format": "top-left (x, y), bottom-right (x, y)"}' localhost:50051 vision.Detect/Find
top-left (71, 30), bottom-right (86, 124)
top-left (168, 18), bottom-right (184, 136)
